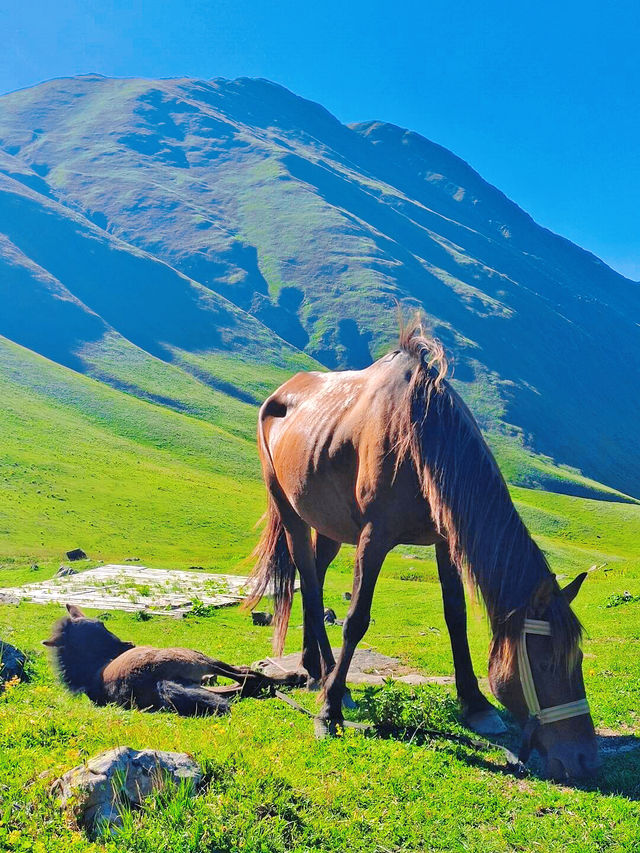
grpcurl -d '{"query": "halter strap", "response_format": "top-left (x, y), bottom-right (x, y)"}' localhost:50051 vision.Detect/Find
top-left (517, 619), bottom-right (590, 726)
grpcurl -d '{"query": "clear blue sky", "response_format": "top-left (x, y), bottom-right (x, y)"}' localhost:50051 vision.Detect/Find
top-left (2, 0), bottom-right (638, 279)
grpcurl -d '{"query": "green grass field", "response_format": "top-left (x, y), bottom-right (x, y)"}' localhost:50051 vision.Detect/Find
top-left (1, 338), bottom-right (640, 851)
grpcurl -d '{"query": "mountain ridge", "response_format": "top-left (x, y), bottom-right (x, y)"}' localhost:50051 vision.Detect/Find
top-left (0, 75), bottom-right (637, 498)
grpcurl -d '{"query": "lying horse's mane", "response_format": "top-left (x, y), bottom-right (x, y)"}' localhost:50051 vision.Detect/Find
top-left (396, 314), bottom-right (582, 674)
top-left (45, 615), bottom-right (133, 694)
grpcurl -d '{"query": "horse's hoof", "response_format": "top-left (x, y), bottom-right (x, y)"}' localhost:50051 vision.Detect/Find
top-left (464, 707), bottom-right (507, 736)
top-left (342, 688), bottom-right (357, 710)
top-left (306, 676), bottom-right (322, 692)
top-left (314, 717), bottom-right (343, 739)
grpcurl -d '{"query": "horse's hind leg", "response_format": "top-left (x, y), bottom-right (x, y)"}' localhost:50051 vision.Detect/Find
top-left (317, 522), bottom-right (387, 735)
top-left (283, 519), bottom-right (336, 686)
top-left (157, 680), bottom-right (230, 716)
top-left (435, 541), bottom-right (506, 735)
top-left (302, 533), bottom-right (341, 688)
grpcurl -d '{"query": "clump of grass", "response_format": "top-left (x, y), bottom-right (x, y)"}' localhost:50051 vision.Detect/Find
top-left (187, 598), bottom-right (218, 618)
top-left (135, 610), bottom-right (153, 622)
top-left (202, 579), bottom-right (230, 596)
top-left (605, 591), bottom-right (640, 608)
top-left (357, 681), bottom-right (463, 741)
top-left (398, 570), bottom-right (425, 582)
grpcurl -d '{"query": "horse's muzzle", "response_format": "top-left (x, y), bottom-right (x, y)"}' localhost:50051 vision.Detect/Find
top-left (545, 741), bottom-right (601, 781)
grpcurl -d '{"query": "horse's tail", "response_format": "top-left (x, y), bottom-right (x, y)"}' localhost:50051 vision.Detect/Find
top-left (243, 402), bottom-right (296, 655)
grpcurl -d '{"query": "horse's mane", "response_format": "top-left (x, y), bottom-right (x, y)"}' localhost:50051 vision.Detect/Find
top-left (395, 314), bottom-right (582, 674)
top-left (45, 616), bottom-right (133, 694)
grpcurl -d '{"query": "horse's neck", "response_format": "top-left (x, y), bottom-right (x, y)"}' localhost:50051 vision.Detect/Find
top-left (475, 528), bottom-right (550, 627)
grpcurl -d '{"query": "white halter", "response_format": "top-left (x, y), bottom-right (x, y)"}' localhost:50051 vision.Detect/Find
top-left (517, 618), bottom-right (590, 724)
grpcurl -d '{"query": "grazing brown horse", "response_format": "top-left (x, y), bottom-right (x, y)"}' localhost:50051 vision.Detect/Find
top-left (44, 604), bottom-right (301, 715)
top-left (247, 318), bottom-right (599, 780)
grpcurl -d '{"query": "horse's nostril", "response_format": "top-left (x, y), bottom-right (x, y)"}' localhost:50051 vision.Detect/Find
top-left (579, 751), bottom-right (601, 776)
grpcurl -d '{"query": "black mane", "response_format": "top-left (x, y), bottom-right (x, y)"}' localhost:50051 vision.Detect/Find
top-left (45, 616), bottom-right (134, 697)
top-left (396, 316), bottom-right (582, 672)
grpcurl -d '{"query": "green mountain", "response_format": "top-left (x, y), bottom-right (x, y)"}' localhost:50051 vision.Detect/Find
top-left (0, 74), bottom-right (638, 504)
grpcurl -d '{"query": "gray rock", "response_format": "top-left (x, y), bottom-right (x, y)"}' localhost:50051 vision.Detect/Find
top-left (66, 548), bottom-right (88, 561)
top-left (56, 565), bottom-right (78, 577)
top-left (0, 640), bottom-right (27, 684)
top-left (54, 746), bottom-right (202, 838)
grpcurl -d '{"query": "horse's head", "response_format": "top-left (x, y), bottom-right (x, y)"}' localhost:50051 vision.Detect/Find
top-left (488, 573), bottom-right (600, 781)
top-left (43, 604), bottom-right (134, 695)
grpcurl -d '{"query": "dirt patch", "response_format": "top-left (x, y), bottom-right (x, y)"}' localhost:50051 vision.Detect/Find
top-left (254, 648), bottom-right (454, 686)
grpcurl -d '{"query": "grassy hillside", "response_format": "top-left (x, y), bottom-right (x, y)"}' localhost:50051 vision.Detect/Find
top-left (0, 334), bottom-right (629, 569)
top-left (0, 75), bottom-right (638, 496)
top-left (0, 336), bottom-right (267, 566)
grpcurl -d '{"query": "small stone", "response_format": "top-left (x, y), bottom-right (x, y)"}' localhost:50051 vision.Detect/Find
top-left (324, 608), bottom-right (337, 624)
top-left (251, 611), bottom-right (273, 626)
top-left (342, 592), bottom-right (352, 601)
top-left (54, 747), bottom-right (201, 839)
top-left (66, 548), bottom-right (88, 561)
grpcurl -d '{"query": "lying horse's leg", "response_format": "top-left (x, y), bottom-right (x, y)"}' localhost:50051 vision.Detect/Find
top-left (317, 522), bottom-right (388, 736)
top-left (205, 663), bottom-right (305, 697)
top-left (284, 520), bottom-right (336, 685)
top-left (302, 533), bottom-right (341, 688)
top-left (157, 680), bottom-right (231, 716)
top-left (435, 541), bottom-right (506, 735)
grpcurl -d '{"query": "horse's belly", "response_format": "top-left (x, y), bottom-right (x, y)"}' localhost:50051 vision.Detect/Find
top-left (293, 487), bottom-right (362, 545)
top-left (276, 450), bottom-right (362, 544)
top-left (269, 424), bottom-right (361, 543)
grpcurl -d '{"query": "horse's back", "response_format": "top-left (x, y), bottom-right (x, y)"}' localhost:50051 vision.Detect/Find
top-left (259, 351), bottom-right (434, 545)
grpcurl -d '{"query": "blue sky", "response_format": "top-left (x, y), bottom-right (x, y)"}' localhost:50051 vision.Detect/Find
top-left (2, 0), bottom-right (638, 279)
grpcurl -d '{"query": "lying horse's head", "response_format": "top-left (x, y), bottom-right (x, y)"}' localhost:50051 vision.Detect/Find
top-left (43, 604), bottom-right (134, 695)
top-left (489, 573), bottom-right (600, 781)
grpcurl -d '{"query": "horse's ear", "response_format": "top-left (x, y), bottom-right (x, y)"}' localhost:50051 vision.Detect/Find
top-left (562, 572), bottom-right (588, 604)
top-left (66, 603), bottom-right (85, 619)
top-left (530, 575), bottom-right (557, 617)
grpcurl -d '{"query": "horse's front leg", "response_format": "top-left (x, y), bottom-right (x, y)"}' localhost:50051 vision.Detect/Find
top-left (435, 541), bottom-right (506, 735)
top-left (316, 522), bottom-right (387, 736)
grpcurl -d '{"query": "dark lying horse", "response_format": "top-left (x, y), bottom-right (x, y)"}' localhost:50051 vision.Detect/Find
top-left (44, 604), bottom-right (301, 715)
top-left (246, 317), bottom-right (599, 781)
